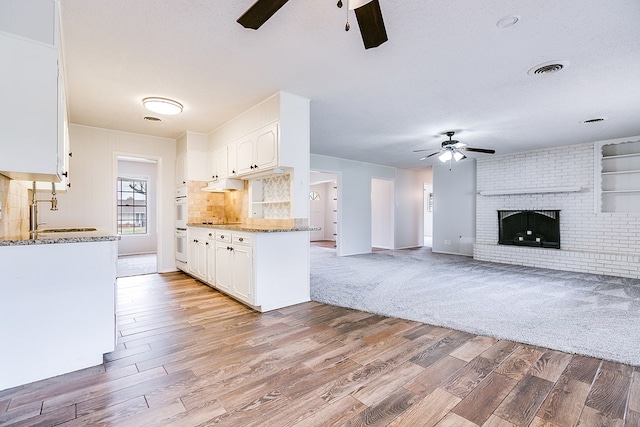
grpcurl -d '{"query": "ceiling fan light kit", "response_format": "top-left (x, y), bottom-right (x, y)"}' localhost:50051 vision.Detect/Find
top-left (415, 131), bottom-right (495, 166)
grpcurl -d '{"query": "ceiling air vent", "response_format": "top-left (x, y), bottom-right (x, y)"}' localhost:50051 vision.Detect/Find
top-left (582, 118), bottom-right (605, 124)
top-left (528, 61), bottom-right (569, 76)
top-left (144, 116), bottom-right (161, 122)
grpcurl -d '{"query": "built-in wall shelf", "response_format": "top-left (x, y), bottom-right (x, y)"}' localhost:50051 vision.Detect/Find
top-left (601, 169), bottom-right (640, 175)
top-left (595, 137), bottom-right (640, 213)
top-left (479, 186), bottom-right (581, 196)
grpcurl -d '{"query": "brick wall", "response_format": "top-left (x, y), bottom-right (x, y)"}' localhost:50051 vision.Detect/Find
top-left (474, 142), bottom-right (640, 279)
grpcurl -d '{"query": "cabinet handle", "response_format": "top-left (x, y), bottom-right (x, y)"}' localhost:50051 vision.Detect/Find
top-left (250, 165), bottom-right (254, 169)
top-left (254, 164), bottom-right (258, 169)
top-left (220, 235), bottom-right (225, 239)
top-left (209, 233), bottom-right (212, 237)
top-left (206, 242), bottom-right (209, 246)
top-left (67, 183), bottom-right (71, 188)
top-left (238, 237), bottom-right (244, 242)
top-left (62, 171), bottom-right (68, 177)
top-left (232, 170), bottom-right (236, 174)
top-left (194, 239), bottom-right (198, 243)
top-left (69, 152), bottom-right (73, 157)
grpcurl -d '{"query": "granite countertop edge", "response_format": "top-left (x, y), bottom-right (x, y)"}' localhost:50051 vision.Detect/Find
top-left (188, 223), bottom-right (320, 233)
top-left (0, 233), bottom-right (120, 246)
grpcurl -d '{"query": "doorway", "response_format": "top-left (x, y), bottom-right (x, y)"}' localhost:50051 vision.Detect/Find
top-left (116, 156), bottom-right (158, 276)
top-left (309, 171), bottom-right (338, 249)
top-left (424, 184), bottom-right (433, 247)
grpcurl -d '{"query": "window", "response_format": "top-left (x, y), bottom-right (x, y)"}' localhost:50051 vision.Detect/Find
top-left (117, 178), bottom-right (148, 234)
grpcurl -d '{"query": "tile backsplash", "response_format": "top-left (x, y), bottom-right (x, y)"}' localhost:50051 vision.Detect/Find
top-left (187, 180), bottom-right (248, 224)
top-left (0, 175), bottom-right (30, 238)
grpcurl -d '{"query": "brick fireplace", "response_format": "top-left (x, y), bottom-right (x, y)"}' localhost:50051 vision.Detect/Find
top-left (474, 142), bottom-right (640, 279)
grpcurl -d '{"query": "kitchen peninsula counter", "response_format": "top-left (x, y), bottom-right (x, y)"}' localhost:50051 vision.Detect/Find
top-left (184, 223), bottom-right (312, 313)
top-left (187, 222), bottom-right (318, 233)
top-left (0, 231), bottom-right (118, 391)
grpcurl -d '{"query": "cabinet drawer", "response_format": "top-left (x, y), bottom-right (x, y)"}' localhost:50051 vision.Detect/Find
top-left (232, 233), bottom-right (252, 246)
top-left (215, 231), bottom-right (231, 242)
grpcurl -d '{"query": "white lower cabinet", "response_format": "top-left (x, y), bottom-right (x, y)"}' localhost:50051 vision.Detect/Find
top-left (215, 231), bottom-right (254, 305)
top-left (186, 226), bottom-right (309, 312)
top-left (187, 228), bottom-right (208, 282)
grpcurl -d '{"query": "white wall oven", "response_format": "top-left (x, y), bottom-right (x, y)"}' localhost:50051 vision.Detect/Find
top-left (175, 185), bottom-right (188, 270)
top-left (175, 228), bottom-right (187, 264)
top-left (175, 186), bottom-right (187, 229)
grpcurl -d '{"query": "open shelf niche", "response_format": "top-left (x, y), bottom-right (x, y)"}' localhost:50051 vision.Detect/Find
top-left (595, 138), bottom-right (640, 213)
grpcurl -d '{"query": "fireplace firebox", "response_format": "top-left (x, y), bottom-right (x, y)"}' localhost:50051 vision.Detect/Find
top-left (498, 210), bottom-right (560, 249)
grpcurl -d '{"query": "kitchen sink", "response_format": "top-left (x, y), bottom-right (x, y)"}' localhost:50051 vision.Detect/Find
top-left (38, 227), bottom-right (97, 233)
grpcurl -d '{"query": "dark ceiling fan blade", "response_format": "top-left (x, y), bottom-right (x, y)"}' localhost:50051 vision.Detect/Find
top-left (463, 147), bottom-right (496, 154)
top-left (237, 0), bottom-right (290, 30)
top-left (354, 0), bottom-right (388, 49)
top-left (413, 148), bottom-right (435, 153)
top-left (424, 151), bottom-right (440, 158)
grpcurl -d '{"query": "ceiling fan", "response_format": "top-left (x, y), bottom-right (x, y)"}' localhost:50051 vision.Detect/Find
top-left (237, 0), bottom-right (388, 49)
top-left (414, 131), bottom-right (496, 163)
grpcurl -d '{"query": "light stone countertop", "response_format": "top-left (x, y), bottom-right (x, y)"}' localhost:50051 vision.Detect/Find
top-left (187, 223), bottom-right (319, 233)
top-left (0, 229), bottom-right (120, 246)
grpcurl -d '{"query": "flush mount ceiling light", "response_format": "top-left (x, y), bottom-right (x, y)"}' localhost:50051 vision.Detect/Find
top-left (527, 60), bottom-right (569, 76)
top-left (142, 97), bottom-right (183, 115)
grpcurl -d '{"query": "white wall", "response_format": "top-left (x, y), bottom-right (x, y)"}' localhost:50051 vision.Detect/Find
top-left (310, 154), bottom-right (429, 256)
top-left (475, 142), bottom-right (640, 279)
top-left (432, 160), bottom-right (476, 256)
top-left (38, 125), bottom-right (177, 272)
top-left (117, 159), bottom-right (157, 255)
top-left (371, 178), bottom-right (394, 249)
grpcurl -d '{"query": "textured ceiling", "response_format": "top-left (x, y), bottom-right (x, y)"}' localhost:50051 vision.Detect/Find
top-left (59, 0), bottom-right (640, 169)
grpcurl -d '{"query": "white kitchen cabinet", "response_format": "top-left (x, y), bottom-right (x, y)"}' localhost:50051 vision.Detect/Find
top-left (236, 122), bottom-right (279, 176)
top-left (206, 231), bottom-right (216, 286)
top-left (0, 12), bottom-right (68, 182)
top-left (208, 146), bottom-right (228, 181)
top-left (176, 152), bottom-right (187, 186)
top-left (187, 227), bottom-right (207, 281)
top-left (215, 230), bottom-right (253, 304)
top-left (176, 132), bottom-right (209, 185)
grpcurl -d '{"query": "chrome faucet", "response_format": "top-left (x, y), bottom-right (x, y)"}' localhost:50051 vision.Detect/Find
top-left (29, 182), bottom-right (59, 239)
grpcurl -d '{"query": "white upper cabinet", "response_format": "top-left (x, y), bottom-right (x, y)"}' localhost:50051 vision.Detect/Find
top-left (236, 122), bottom-right (279, 176)
top-left (176, 132), bottom-right (209, 185)
top-left (208, 146), bottom-right (229, 181)
top-left (0, 0), bottom-right (67, 182)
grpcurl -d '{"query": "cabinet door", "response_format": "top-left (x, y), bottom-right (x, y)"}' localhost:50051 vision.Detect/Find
top-left (206, 238), bottom-right (216, 285)
top-left (188, 237), bottom-right (199, 275)
top-left (176, 153), bottom-right (187, 186)
top-left (196, 240), bottom-right (207, 280)
top-left (232, 244), bottom-right (253, 304)
top-left (236, 135), bottom-right (254, 175)
top-left (215, 243), bottom-right (233, 292)
top-left (254, 123), bottom-right (278, 171)
top-left (215, 146), bottom-right (228, 180)
top-left (0, 34), bottom-right (59, 180)
top-left (227, 142), bottom-right (238, 177)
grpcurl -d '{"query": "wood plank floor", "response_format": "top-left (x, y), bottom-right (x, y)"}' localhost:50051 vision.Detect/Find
top-left (1, 272), bottom-right (638, 426)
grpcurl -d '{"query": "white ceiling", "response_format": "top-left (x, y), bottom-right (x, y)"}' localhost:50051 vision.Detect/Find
top-left (59, 0), bottom-right (640, 169)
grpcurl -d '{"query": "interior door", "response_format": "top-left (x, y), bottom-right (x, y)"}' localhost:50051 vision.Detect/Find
top-left (309, 185), bottom-right (324, 241)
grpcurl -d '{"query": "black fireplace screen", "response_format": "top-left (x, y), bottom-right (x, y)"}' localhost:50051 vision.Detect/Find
top-left (498, 210), bottom-right (560, 249)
